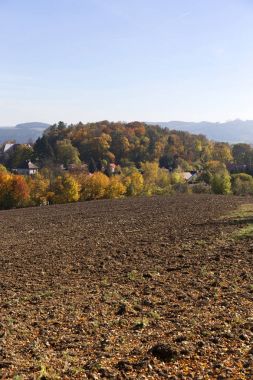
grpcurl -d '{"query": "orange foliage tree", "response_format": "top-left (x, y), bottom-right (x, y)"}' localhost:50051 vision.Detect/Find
top-left (0, 171), bottom-right (30, 209)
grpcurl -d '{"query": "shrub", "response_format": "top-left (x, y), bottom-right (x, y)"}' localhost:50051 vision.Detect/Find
top-left (231, 173), bottom-right (253, 195)
top-left (191, 183), bottom-right (211, 194)
top-left (211, 172), bottom-right (231, 194)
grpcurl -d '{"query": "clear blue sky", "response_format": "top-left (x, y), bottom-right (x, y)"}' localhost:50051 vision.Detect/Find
top-left (1, 0), bottom-right (253, 125)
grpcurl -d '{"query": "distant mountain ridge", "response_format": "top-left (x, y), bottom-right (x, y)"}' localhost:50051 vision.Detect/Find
top-left (0, 122), bottom-right (49, 143)
top-left (151, 120), bottom-right (253, 144)
top-left (15, 122), bottom-right (49, 130)
top-left (1, 120), bottom-right (253, 144)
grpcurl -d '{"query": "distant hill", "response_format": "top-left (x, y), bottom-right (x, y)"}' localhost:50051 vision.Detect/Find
top-left (151, 120), bottom-right (253, 144)
top-left (2, 120), bottom-right (253, 145)
top-left (0, 122), bottom-right (49, 144)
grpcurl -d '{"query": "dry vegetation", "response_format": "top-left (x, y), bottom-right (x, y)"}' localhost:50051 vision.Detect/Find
top-left (0, 194), bottom-right (253, 379)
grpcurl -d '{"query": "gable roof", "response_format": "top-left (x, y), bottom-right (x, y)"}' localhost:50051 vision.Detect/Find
top-left (15, 160), bottom-right (38, 170)
top-left (27, 161), bottom-right (38, 169)
top-left (182, 172), bottom-right (193, 181)
top-left (3, 143), bottom-right (15, 153)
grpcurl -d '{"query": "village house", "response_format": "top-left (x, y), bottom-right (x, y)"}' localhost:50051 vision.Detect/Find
top-left (181, 171), bottom-right (199, 182)
top-left (1, 143), bottom-right (32, 160)
top-left (109, 163), bottom-right (116, 174)
top-left (1, 143), bottom-right (15, 160)
top-left (3, 143), bottom-right (15, 154)
top-left (67, 163), bottom-right (88, 173)
top-left (12, 160), bottom-right (39, 176)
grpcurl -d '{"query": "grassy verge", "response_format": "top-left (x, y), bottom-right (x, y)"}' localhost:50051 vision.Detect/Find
top-left (234, 223), bottom-right (253, 239)
top-left (227, 203), bottom-right (253, 239)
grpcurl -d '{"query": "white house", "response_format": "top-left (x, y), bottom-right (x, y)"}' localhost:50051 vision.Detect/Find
top-left (12, 160), bottom-right (39, 176)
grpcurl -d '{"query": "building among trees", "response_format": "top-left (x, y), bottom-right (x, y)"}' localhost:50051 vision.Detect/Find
top-left (12, 160), bottom-right (39, 176)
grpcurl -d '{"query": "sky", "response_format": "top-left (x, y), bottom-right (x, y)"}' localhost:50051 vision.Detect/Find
top-left (0, 0), bottom-right (253, 125)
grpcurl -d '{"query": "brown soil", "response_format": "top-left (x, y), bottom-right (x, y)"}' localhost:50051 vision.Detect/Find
top-left (0, 194), bottom-right (252, 379)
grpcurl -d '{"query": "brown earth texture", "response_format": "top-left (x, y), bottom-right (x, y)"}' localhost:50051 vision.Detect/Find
top-left (0, 194), bottom-right (253, 380)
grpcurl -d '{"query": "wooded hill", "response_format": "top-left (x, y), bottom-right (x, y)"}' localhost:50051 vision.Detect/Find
top-left (1, 121), bottom-right (253, 210)
top-left (32, 121), bottom-right (234, 170)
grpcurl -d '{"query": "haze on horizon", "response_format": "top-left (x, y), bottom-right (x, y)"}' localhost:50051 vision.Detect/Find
top-left (1, 0), bottom-right (253, 125)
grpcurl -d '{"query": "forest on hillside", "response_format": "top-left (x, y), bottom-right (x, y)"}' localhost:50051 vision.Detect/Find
top-left (1, 121), bottom-right (253, 210)
top-left (33, 121), bottom-right (233, 170)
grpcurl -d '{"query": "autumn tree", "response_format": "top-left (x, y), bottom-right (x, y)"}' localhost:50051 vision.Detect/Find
top-left (123, 170), bottom-right (144, 196)
top-left (212, 143), bottom-right (233, 163)
top-left (211, 171), bottom-right (231, 194)
top-left (232, 144), bottom-right (253, 166)
top-left (156, 168), bottom-right (172, 194)
top-left (0, 172), bottom-right (30, 209)
top-left (0, 164), bottom-right (7, 173)
top-left (79, 172), bottom-right (110, 201)
top-left (106, 176), bottom-right (126, 199)
top-left (231, 173), bottom-right (253, 195)
top-left (141, 162), bottom-right (159, 195)
top-left (51, 174), bottom-right (80, 204)
top-left (202, 160), bottom-right (226, 184)
top-left (28, 173), bottom-right (50, 205)
top-left (0, 171), bottom-right (11, 209)
top-left (141, 162), bottom-right (172, 195)
top-left (170, 170), bottom-right (185, 185)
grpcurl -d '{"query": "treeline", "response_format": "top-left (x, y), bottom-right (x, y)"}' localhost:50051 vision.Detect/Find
top-left (33, 121), bottom-right (233, 170)
top-left (1, 157), bottom-right (253, 211)
top-left (0, 162), bottom-right (187, 209)
top-left (4, 120), bottom-right (253, 171)
top-left (1, 121), bottom-right (234, 171)
top-left (1, 121), bottom-right (253, 209)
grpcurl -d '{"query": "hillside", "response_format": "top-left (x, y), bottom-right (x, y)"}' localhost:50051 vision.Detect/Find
top-left (2, 119), bottom-right (253, 145)
top-left (0, 122), bottom-right (49, 143)
top-left (151, 120), bottom-right (253, 144)
top-left (0, 195), bottom-right (252, 379)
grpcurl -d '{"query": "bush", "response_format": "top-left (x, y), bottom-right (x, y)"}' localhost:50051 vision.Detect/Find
top-left (211, 172), bottom-right (231, 194)
top-left (231, 173), bottom-right (253, 195)
top-left (173, 183), bottom-right (192, 194)
top-left (191, 183), bottom-right (211, 194)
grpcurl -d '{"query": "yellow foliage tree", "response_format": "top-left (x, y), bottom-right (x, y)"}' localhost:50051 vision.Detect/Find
top-left (0, 164), bottom-right (7, 173)
top-left (170, 170), bottom-right (184, 185)
top-left (141, 162), bottom-right (159, 195)
top-left (51, 174), bottom-right (80, 204)
top-left (79, 172), bottom-right (110, 201)
top-left (141, 162), bottom-right (172, 195)
top-left (213, 143), bottom-right (233, 163)
top-left (28, 173), bottom-right (50, 205)
top-left (124, 171), bottom-right (144, 196)
top-left (205, 160), bottom-right (226, 174)
top-left (106, 176), bottom-right (126, 199)
top-left (156, 168), bottom-right (172, 194)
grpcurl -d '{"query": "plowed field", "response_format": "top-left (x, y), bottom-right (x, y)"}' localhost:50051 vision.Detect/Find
top-left (0, 195), bottom-right (253, 379)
